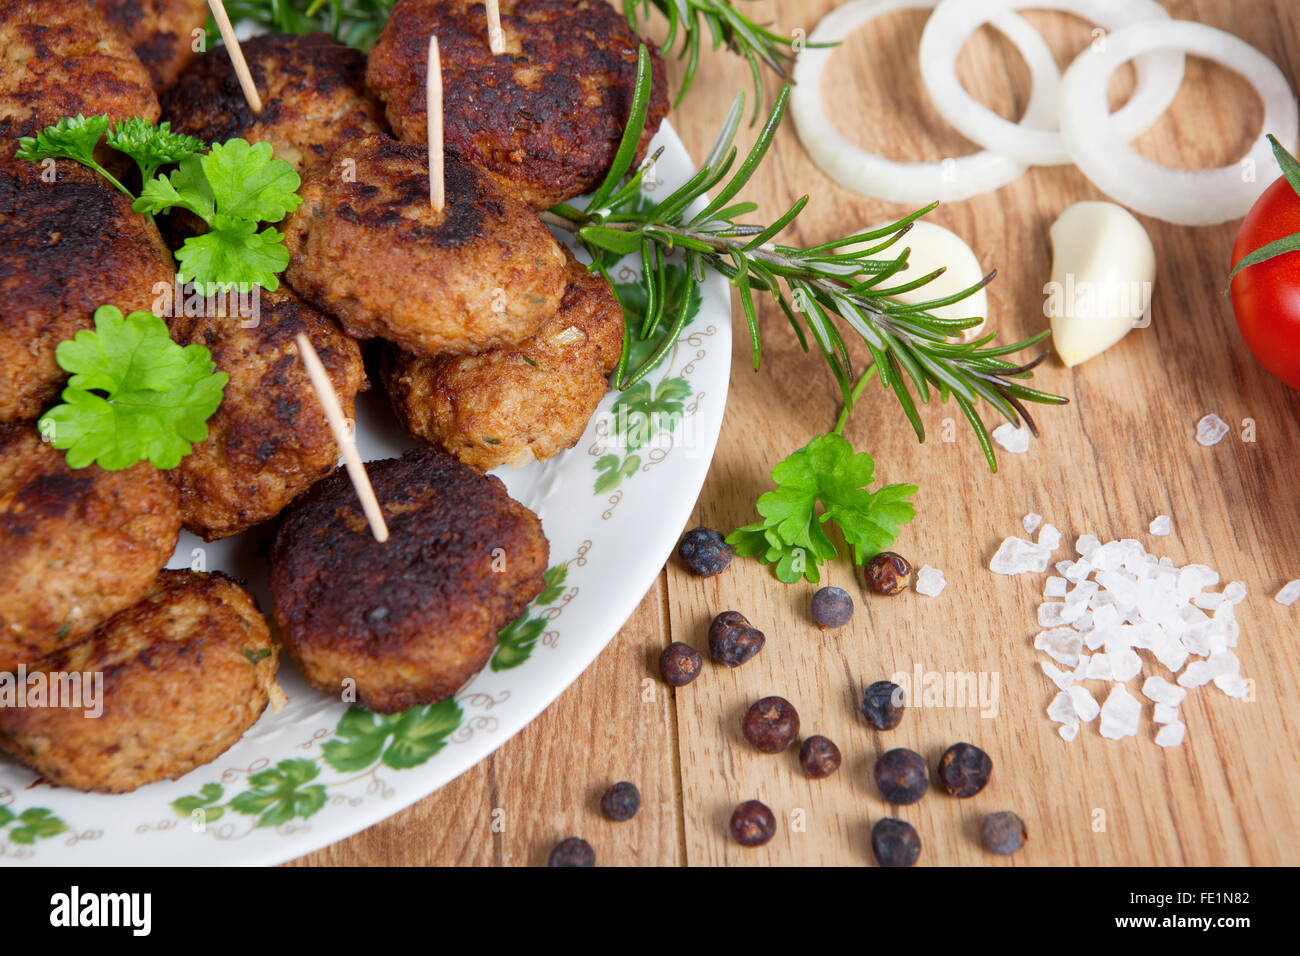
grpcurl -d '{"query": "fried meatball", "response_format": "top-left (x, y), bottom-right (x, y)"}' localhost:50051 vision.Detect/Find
top-left (161, 32), bottom-right (388, 173)
top-left (94, 0), bottom-right (208, 90)
top-left (383, 247), bottom-right (622, 470)
top-left (167, 287), bottom-right (366, 540)
top-left (269, 447), bottom-right (548, 713)
top-left (0, 159), bottom-right (176, 422)
top-left (0, 423), bottom-right (181, 671)
top-left (0, 570), bottom-right (279, 793)
top-left (283, 133), bottom-right (567, 356)
top-left (367, 0), bottom-right (669, 209)
top-left (0, 0), bottom-right (159, 152)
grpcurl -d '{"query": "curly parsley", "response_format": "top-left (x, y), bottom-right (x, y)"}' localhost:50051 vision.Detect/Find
top-left (38, 306), bottom-right (228, 471)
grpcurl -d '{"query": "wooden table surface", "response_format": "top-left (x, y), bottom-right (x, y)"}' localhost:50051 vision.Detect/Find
top-left (293, 0), bottom-right (1300, 866)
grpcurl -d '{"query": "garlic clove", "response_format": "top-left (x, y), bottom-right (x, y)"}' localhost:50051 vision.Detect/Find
top-left (1046, 201), bottom-right (1156, 368)
top-left (861, 220), bottom-right (989, 343)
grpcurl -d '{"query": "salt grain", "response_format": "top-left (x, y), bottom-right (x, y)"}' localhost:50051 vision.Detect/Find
top-left (992, 423), bottom-right (1031, 454)
top-left (915, 565), bottom-right (946, 597)
top-left (990, 536), bottom-right (1052, 575)
top-left (1099, 685), bottom-right (1141, 739)
top-left (1023, 512), bottom-right (1043, 535)
top-left (1068, 685), bottom-right (1100, 723)
top-left (1155, 722), bottom-right (1186, 747)
top-left (1196, 413), bottom-right (1230, 447)
top-left (1152, 703), bottom-right (1179, 724)
top-left (1149, 515), bottom-right (1171, 536)
top-left (1141, 675), bottom-right (1187, 707)
top-left (1044, 576), bottom-right (1068, 598)
top-left (1276, 580), bottom-right (1300, 607)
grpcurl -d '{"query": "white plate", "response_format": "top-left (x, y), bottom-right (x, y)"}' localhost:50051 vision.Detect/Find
top-left (0, 121), bottom-right (731, 866)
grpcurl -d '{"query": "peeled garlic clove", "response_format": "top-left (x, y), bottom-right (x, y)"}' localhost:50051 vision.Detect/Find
top-left (861, 220), bottom-right (989, 342)
top-left (1046, 201), bottom-right (1156, 368)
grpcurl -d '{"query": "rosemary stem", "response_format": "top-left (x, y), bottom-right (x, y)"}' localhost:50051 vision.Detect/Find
top-left (833, 363), bottom-right (878, 436)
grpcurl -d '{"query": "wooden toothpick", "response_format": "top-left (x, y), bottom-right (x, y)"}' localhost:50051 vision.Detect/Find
top-left (294, 334), bottom-right (389, 543)
top-left (427, 35), bottom-right (444, 213)
top-left (486, 0), bottom-right (505, 54)
top-left (205, 0), bottom-right (263, 113)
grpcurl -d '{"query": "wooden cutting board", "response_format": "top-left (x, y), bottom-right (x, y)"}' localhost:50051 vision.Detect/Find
top-left (294, 0), bottom-right (1300, 866)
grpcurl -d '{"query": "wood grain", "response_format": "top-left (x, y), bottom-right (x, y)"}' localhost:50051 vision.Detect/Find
top-left (295, 0), bottom-right (1300, 866)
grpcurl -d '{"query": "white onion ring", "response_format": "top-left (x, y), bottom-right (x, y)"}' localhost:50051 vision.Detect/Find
top-left (1059, 20), bottom-right (1300, 225)
top-left (792, 0), bottom-right (1059, 204)
top-left (919, 0), bottom-right (1185, 166)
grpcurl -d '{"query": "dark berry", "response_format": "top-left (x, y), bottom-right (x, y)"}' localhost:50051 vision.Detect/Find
top-left (798, 735), bottom-right (842, 778)
top-left (708, 610), bottom-right (765, 667)
top-left (860, 680), bottom-right (906, 730)
top-left (599, 781), bottom-right (641, 821)
top-left (659, 642), bottom-right (702, 687)
top-left (741, 696), bottom-right (800, 753)
top-left (981, 811), bottom-right (1027, 856)
top-left (729, 800), bottom-right (776, 847)
top-left (873, 748), bottom-right (928, 804)
top-left (937, 742), bottom-right (992, 798)
top-left (547, 836), bottom-right (595, 867)
top-left (871, 817), bottom-right (921, 867)
top-left (677, 527), bottom-right (733, 576)
top-left (864, 551), bottom-right (912, 595)
top-left (811, 586), bottom-right (854, 629)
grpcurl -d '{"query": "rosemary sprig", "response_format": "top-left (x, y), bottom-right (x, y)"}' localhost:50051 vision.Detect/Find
top-left (551, 47), bottom-right (1067, 471)
top-left (622, 0), bottom-right (824, 119)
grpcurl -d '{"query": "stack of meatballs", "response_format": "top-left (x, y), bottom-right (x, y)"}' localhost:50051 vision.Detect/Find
top-left (0, 0), bottom-right (668, 793)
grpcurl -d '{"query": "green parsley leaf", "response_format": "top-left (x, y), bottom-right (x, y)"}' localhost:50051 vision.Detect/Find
top-left (38, 306), bottom-right (228, 471)
top-left (13, 114), bottom-right (131, 196)
top-left (175, 223), bottom-right (291, 294)
top-left (200, 138), bottom-right (302, 223)
top-left (104, 117), bottom-right (205, 184)
top-left (133, 140), bottom-right (302, 293)
top-left (726, 433), bottom-right (916, 584)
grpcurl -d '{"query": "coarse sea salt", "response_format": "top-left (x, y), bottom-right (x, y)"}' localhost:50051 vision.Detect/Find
top-left (1152, 703), bottom-right (1179, 724)
top-left (1003, 514), bottom-right (1252, 747)
top-left (992, 423), bottom-right (1031, 454)
top-left (1099, 685), bottom-right (1141, 739)
top-left (1196, 413), bottom-right (1230, 447)
top-left (1023, 512), bottom-right (1043, 535)
top-left (1155, 722), bottom-right (1186, 747)
top-left (915, 565), bottom-right (946, 597)
top-left (1149, 515), bottom-right (1171, 536)
top-left (1276, 580), bottom-right (1300, 607)
top-left (989, 536), bottom-right (1052, 575)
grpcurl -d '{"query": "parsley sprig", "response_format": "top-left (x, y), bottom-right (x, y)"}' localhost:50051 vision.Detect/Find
top-left (17, 115), bottom-right (301, 294)
top-left (38, 306), bottom-right (228, 471)
top-left (549, 48), bottom-right (1067, 471)
top-left (727, 430), bottom-right (916, 584)
top-left (134, 139), bottom-right (302, 293)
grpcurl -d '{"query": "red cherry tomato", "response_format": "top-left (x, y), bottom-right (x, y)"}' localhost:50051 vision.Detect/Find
top-left (1230, 174), bottom-right (1300, 390)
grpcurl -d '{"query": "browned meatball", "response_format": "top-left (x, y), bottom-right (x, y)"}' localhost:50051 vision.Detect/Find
top-left (0, 0), bottom-right (159, 152)
top-left (269, 447), bottom-right (548, 713)
top-left (0, 423), bottom-right (181, 671)
top-left (94, 0), bottom-right (208, 91)
top-left (161, 32), bottom-right (389, 173)
top-left (367, 0), bottom-right (669, 209)
top-left (167, 287), bottom-right (366, 540)
top-left (0, 569), bottom-right (279, 793)
top-left (383, 247), bottom-right (622, 470)
top-left (283, 133), bottom-right (567, 357)
top-left (0, 158), bottom-right (176, 423)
